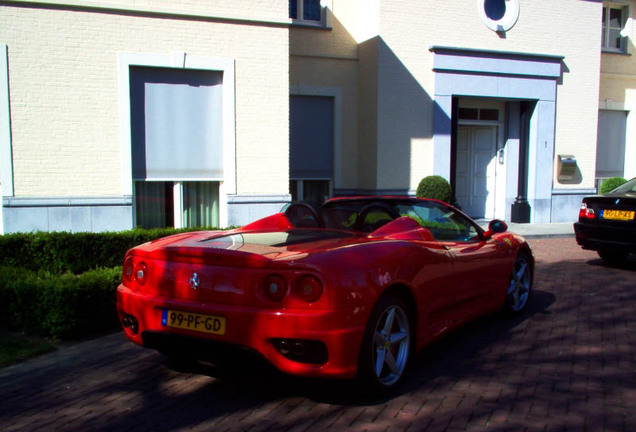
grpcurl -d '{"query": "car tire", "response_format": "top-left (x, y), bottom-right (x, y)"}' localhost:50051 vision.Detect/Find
top-left (504, 252), bottom-right (532, 314)
top-left (597, 250), bottom-right (629, 265)
top-left (357, 293), bottom-right (412, 394)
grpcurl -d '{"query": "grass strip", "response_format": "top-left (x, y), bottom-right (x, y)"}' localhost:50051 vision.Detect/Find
top-left (0, 330), bottom-right (56, 368)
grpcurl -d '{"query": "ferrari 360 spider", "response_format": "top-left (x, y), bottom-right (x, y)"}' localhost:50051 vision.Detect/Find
top-left (117, 197), bottom-right (533, 392)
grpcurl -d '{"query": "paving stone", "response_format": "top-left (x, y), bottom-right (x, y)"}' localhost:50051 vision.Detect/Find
top-left (0, 238), bottom-right (635, 431)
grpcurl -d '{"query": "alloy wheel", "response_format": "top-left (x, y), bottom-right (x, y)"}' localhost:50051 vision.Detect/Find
top-left (372, 304), bottom-right (410, 386)
top-left (507, 254), bottom-right (531, 312)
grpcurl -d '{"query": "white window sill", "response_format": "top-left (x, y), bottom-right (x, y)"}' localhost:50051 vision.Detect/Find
top-left (291, 19), bottom-right (331, 30)
top-left (602, 48), bottom-right (631, 55)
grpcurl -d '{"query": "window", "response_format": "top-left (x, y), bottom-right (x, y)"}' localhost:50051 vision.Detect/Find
top-left (478, 0), bottom-right (520, 32)
top-left (611, 177), bottom-right (636, 193)
top-left (290, 180), bottom-right (331, 204)
top-left (595, 110), bottom-right (627, 190)
top-left (134, 181), bottom-right (174, 228)
top-left (603, 4), bottom-right (629, 52)
top-left (290, 95), bottom-right (334, 204)
top-left (484, 0), bottom-right (506, 21)
top-left (129, 67), bottom-right (223, 229)
top-left (182, 181), bottom-right (220, 228)
top-left (458, 107), bottom-right (499, 121)
top-left (289, 0), bottom-right (324, 24)
top-left (134, 181), bottom-right (219, 229)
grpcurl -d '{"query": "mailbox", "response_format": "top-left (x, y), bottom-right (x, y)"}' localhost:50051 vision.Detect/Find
top-left (557, 154), bottom-right (577, 182)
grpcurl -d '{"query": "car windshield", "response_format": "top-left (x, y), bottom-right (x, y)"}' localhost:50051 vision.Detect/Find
top-left (609, 178), bottom-right (636, 194)
top-left (395, 201), bottom-right (480, 241)
top-left (322, 199), bottom-right (480, 241)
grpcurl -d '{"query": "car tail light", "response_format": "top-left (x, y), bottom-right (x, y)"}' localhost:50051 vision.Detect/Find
top-left (264, 274), bottom-right (287, 301)
top-left (296, 275), bottom-right (323, 303)
top-left (123, 257), bottom-right (134, 283)
top-left (134, 261), bottom-right (148, 285)
top-left (579, 202), bottom-right (595, 220)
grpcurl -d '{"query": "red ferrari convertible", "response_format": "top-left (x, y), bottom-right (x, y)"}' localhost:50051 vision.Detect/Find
top-left (117, 197), bottom-right (533, 392)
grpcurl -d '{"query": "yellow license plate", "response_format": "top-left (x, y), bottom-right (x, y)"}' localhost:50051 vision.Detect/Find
top-left (161, 310), bottom-right (226, 335)
top-left (602, 210), bottom-right (635, 221)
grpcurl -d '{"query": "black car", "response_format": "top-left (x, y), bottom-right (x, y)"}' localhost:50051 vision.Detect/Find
top-left (574, 177), bottom-right (636, 264)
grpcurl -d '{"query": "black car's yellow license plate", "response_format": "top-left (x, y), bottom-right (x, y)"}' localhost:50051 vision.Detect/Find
top-left (602, 210), bottom-right (635, 221)
top-left (161, 310), bottom-right (226, 335)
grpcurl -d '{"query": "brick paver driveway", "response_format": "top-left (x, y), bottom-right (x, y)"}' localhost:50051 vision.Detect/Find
top-left (1, 238), bottom-right (635, 432)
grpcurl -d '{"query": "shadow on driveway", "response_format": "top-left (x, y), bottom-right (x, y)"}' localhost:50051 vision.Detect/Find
top-left (1, 239), bottom-right (635, 432)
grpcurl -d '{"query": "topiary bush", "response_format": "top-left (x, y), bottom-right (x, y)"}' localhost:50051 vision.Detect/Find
top-left (416, 175), bottom-right (452, 203)
top-left (600, 177), bottom-right (627, 194)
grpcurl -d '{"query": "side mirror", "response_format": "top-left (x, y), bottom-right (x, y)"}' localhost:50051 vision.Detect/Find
top-left (484, 219), bottom-right (508, 238)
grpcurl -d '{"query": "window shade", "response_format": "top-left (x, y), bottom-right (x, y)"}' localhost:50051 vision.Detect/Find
top-left (130, 67), bottom-right (223, 181)
top-left (290, 96), bottom-right (334, 179)
top-left (596, 110), bottom-right (626, 178)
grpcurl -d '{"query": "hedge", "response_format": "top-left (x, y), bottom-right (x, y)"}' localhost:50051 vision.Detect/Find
top-left (0, 228), bottom-right (207, 274)
top-left (0, 266), bottom-right (122, 339)
top-left (0, 227), bottom-right (225, 339)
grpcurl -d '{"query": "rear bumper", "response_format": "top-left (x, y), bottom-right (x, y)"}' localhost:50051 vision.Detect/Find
top-left (573, 222), bottom-right (636, 253)
top-left (116, 285), bottom-right (368, 379)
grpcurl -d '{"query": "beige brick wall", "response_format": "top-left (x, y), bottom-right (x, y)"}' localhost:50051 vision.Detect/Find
top-left (600, 72), bottom-right (636, 178)
top-left (600, 2), bottom-right (636, 178)
top-left (1, 1), bottom-right (289, 197)
top-left (289, 1), bottom-right (360, 191)
top-left (3, 0), bottom-right (608, 200)
top-left (97, 0), bottom-right (288, 21)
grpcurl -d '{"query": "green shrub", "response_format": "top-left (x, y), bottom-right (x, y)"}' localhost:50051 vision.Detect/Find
top-left (600, 177), bottom-right (627, 194)
top-left (0, 227), bottom-right (236, 339)
top-left (0, 227), bottom-right (212, 274)
top-left (0, 266), bottom-right (121, 339)
top-left (416, 175), bottom-right (452, 203)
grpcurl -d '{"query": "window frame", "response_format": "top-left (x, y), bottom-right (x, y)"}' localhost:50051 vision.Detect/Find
top-left (118, 52), bottom-right (236, 228)
top-left (477, 0), bottom-right (520, 33)
top-left (289, 90), bottom-right (340, 204)
top-left (289, 0), bottom-right (332, 28)
top-left (602, 3), bottom-right (631, 54)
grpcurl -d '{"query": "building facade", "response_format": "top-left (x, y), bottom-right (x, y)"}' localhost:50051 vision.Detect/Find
top-left (598, 0), bottom-right (636, 188)
top-left (1, 0), bottom-right (291, 232)
top-left (0, 0), bottom-right (627, 233)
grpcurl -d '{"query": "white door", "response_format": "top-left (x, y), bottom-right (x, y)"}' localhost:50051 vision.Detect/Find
top-left (456, 126), bottom-right (498, 219)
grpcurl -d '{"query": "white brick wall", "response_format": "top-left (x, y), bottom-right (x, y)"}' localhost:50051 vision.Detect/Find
top-left (376, 0), bottom-right (602, 191)
top-left (291, 0), bottom-right (603, 192)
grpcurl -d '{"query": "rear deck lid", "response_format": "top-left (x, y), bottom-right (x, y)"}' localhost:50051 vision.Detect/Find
top-left (128, 229), bottom-right (356, 306)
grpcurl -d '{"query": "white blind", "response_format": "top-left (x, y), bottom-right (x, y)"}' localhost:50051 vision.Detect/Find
top-left (131, 67), bottom-right (223, 180)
